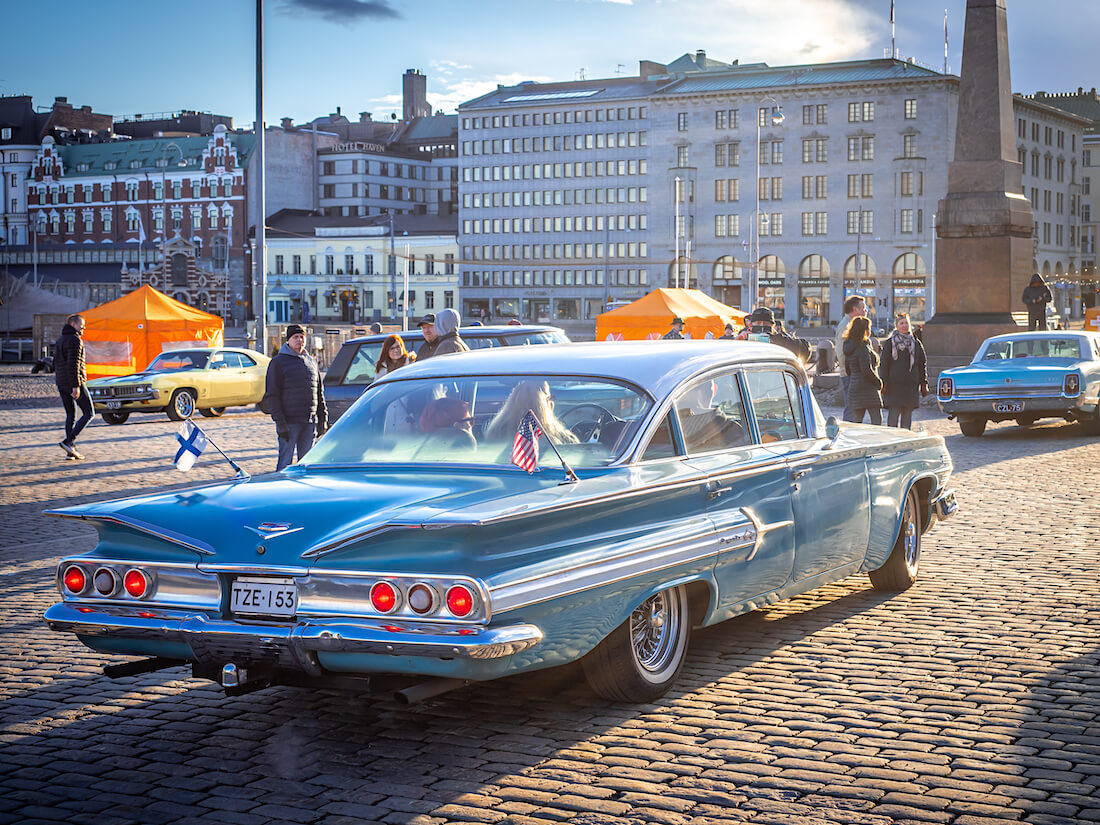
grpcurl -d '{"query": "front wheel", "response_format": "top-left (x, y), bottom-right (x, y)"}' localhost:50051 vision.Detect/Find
top-left (869, 487), bottom-right (922, 591)
top-left (581, 584), bottom-right (690, 702)
top-left (199, 407), bottom-right (225, 418)
top-left (166, 389), bottom-right (196, 421)
top-left (101, 411), bottom-right (130, 425)
top-left (959, 417), bottom-right (986, 437)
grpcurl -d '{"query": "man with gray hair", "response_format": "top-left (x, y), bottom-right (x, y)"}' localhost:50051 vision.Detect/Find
top-left (55, 313), bottom-right (94, 459)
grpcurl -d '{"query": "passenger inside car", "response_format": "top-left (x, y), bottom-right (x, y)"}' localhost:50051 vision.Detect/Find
top-left (483, 380), bottom-right (578, 445)
top-left (417, 396), bottom-right (477, 453)
top-left (675, 380), bottom-right (747, 453)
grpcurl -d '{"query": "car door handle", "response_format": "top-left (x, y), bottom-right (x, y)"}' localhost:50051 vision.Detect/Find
top-left (706, 481), bottom-right (732, 500)
top-left (791, 468), bottom-right (811, 481)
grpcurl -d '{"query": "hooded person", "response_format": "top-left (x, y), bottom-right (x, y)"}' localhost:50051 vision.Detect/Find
top-left (1021, 273), bottom-right (1053, 331)
top-left (429, 308), bottom-right (470, 357)
top-left (263, 324), bottom-right (328, 471)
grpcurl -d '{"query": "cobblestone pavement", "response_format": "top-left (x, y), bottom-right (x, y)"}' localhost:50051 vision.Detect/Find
top-left (1, 364), bottom-right (1098, 825)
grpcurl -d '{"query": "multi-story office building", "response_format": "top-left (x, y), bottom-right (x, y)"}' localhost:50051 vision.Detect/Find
top-left (458, 52), bottom-right (1086, 327)
top-left (264, 210), bottom-right (459, 325)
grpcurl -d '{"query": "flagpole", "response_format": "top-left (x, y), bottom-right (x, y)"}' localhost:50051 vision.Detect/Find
top-left (526, 409), bottom-right (578, 483)
top-left (890, 0), bottom-right (896, 59)
top-left (944, 9), bottom-right (949, 74)
top-left (183, 420), bottom-right (250, 480)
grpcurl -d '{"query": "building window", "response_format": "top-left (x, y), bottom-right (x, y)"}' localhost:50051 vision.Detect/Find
top-left (425, 291), bottom-right (435, 309)
top-left (904, 99), bottom-right (917, 119)
top-left (84, 212), bottom-right (94, 232)
top-left (676, 145), bottom-right (689, 167)
top-left (715, 214), bottom-right (728, 237)
top-left (345, 253), bottom-right (355, 274)
top-left (901, 171), bottom-right (914, 196)
top-left (445, 253), bottom-right (455, 274)
top-left (364, 254), bottom-right (374, 274)
top-left (677, 112), bottom-right (688, 131)
top-left (815, 212), bottom-right (827, 235)
top-left (444, 290), bottom-right (454, 308)
top-left (900, 209), bottom-right (914, 233)
top-left (903, 134), bottom-right (917, 158)
top-left (325, 254), bottom-right (335, 275)
top-left (801, 212), bottom-right (814, 236)
top-left (293, 255), bottom-right (301, 275)
top-left (425, 254), bottom-right (435, 274)
top-left (275, 255), bottom-right (284, 274)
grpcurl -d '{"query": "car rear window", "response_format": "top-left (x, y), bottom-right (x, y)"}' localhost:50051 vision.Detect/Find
top-left (502, 331), bottom-right (569, 346)
top-left (341, 343), bottom-right (384, 385)
top-left (980, 338), bottom-right (1086, 360)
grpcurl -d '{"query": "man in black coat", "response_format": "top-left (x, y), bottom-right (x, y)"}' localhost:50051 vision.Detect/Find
top-left (1022, 273), bottom-right (1053, 330)
top-left (263, 324), bottom-right (327, 471)
top-left (742, 307), bottom-right (811, 362)
top-left (55, 314), bottom-right (93, 459)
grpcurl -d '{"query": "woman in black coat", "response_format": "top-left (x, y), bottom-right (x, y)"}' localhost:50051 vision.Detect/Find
top-left (842, 316), bottom-right (883, 425)
top-left (879, 313), bottom-right (928, 429)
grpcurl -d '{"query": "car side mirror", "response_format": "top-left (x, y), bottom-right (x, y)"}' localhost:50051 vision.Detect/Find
top-left (825, 415), bottom-right (840, 444)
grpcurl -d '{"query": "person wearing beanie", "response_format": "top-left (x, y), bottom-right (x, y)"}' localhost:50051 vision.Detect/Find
top-left (263, 325), bottom-right (327, 471)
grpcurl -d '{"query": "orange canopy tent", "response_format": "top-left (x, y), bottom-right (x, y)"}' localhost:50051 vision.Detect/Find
top-left (82, 285), bottom-right (224, 379)
top-left (595, 288), bottom-right (747, 341)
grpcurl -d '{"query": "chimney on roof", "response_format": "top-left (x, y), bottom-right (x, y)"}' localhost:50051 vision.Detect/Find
top-left (403, 69), bottom-right (430, 121)
top-left (639, 60), bottom-right (667, 79)
top-left (55, 96), bottom-right (68, 104)
top-left (281, 117), bottom-right (294, 129)
top-left (696, 50), bottom-right (706, 66)
top-left (359, 112), bottom-right (373, 123)
top-left (336, 106), bottom-right (342, 116)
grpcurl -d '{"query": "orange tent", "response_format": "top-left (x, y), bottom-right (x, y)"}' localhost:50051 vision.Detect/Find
top-left (595, 288), bottom-right (747, 341)
top-left (82, 285), bottom-right (224, 379)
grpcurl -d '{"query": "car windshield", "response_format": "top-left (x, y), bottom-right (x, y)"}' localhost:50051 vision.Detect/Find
top-left (979, 337), bottom-right (1085, 361)
top-left (303, 374), bottom-right (653, 468)
top-left (147, 351), bottom-right (210, 371)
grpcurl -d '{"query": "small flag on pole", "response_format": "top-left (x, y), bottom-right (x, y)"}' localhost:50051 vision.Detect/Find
top-left (174, 420), bottom-right (207, 472)
top-left (511, 410), bottom-right (543, 474)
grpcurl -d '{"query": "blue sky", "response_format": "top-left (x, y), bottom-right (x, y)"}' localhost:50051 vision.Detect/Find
top-left (4, 0), bottom-right (1095, 127)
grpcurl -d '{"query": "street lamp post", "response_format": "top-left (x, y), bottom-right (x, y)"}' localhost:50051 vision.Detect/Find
top-left (752, 96), bottom-right (784, 313)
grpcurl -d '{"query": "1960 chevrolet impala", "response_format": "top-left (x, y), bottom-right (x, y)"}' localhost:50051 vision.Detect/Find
top-left (45, 341), bottom-right (956, 703)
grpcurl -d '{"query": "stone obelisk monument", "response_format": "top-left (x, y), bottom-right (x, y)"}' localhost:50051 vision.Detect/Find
top-left (924, 0), bottom-right (1034, 359)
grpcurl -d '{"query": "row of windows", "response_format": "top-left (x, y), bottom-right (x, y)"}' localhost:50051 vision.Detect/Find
top-left (462, 131), bottom-right (647, 156)
top-left (463, 186), bottom-right (649, 209)
top-left (463, 268), bottom-right (650, 288)
top-left (274, 253), bottom-right (456, 277)
top-left (464, 157), bottom-right (648, 183)
top-left (320, 160), bottom-right (450, 180)
top-left (34, 204), bottom-right (234, 234)
top-left (676, 99), bottom-right (919, 131)
top-left (321, 183), bottom-right (439, 202)
top-left (1017, 149), bottom-right (1073, 182)
top-left (31, 178), bottom-right (238, 204)
top-left (462, 107), bottom-right (648, 131)
top-left (1017, 118), bottom-right (1073, 151)
top-left (462, 242), bottom-right (649, 263)
top-left (465, 213), bottom-right (648, 234)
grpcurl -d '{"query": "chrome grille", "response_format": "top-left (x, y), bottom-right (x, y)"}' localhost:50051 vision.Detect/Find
top-left (954, 386), bottom-right (1061, 399)
top-left (97, 386), bottom-right (150, 399)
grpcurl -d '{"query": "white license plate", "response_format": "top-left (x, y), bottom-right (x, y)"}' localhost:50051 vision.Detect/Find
top-left (231, 577), bottom-right (297, 617)
top-left (993, 401), bottom-right (1023, 413)
top-left (106, 401), bottom-right (122, 409)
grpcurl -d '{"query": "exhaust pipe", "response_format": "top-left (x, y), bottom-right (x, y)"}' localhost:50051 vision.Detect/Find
top-left (393, 677), bottom-right (471, 705)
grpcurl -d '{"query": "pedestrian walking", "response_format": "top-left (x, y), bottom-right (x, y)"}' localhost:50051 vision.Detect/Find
top-left (835, 294), bottom-right (867, 422)
top-left (263, 324), bottom-right (327, 471)
top-left (879, 313), bottom-right (928, 430)
top-left (55, 313), bottom-right (93, 459)
top-left (663, 317), bottom-right (685, 339)
top-left (429, 308), bottom-right (469, 357)
top-left (374, 334), bottom-right (416, 379)
top-left (1022, 273), bottom-right (1052, 330)
top-left (842, 316), bottom-right (883, 425)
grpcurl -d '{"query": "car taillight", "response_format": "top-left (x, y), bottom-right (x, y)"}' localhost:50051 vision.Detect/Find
top-left (370, 581), bottom-right (398, 614)
top-left (1064, 374), bottom-right (1080, 395)
top-left (407, 583), bottom-right (436, 615)
top-left (123, 569), bottom-right (150, 598)
top-left (938, 377), bottom-right (954, 397)
top-left (93, 567), bottom-right (119, 596)
top-left (445, 585), bottom-right (475, 618)
top-left (63, 565), bottom-right (87, 595)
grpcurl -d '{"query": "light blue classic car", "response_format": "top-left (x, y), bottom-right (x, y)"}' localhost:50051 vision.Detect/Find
top-left (45, 342), bottom-right (956, 703)
top-left (937, 331), bottom-right (1100, 437)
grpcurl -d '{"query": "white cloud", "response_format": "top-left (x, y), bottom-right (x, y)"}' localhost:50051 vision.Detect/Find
top-left (431, 59), bottom-right (473, 77)
top-left (427, 73), bottom-right (555, 114)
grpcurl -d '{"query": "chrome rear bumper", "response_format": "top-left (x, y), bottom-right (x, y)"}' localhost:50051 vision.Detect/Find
top-left (44, 603), bottom-right (542, 662)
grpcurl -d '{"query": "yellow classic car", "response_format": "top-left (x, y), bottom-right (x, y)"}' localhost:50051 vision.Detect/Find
top-left (88, 347), bottom-right (271, 424)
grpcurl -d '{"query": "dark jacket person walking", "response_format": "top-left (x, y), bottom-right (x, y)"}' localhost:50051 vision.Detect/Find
top-left (843, 316), bottom-right (883, 425)
top-left (1022, 273), bottom-right (1053, 330)
top-left (264, 324), bottom-right (327, 471)
top-left (55, 314), bottom-right (94, 459)
top-left (879, 313), bottom-right (928, 430)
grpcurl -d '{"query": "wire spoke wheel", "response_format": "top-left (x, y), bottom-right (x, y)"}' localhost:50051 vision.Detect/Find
top-left (629, 590), bottom-right (681, 674)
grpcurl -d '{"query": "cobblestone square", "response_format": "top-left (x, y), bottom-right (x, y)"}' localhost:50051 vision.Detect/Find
top-left (1, 366), bottom-right (1097, 825)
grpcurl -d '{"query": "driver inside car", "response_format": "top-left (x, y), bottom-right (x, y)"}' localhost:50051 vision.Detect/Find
top-left (484, 380), bottom-right (579, 445)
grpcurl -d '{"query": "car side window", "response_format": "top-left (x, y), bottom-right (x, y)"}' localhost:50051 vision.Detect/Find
top-left (465, 336), bottom-right (498, 350)
top-left (745, 370), bottom-right (804, 443)
top-left (343, 344), bottom-right (382, 385)
top-left (209, 353), bottom-right (227, 369)
top-left (238, 353), bottom-right (257, 368)
top-left (640, 412), bottom-right (678, 461)
top-left (674, 373), bottom-right (748, 455)
top-left (221, 352), bottom-right (244, 369)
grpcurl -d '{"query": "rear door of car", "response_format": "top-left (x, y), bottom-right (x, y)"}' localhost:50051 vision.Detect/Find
top-left (204, 350), bottom-right (241, 405)
top-left (324, 340), bottom-right (387, 421)
top-left (675, 369), bottom-right (796, 615)
top-left (742, 367), bottom-right (871, 583)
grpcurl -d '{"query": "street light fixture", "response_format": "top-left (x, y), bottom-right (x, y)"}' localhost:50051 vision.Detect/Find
top-left (752, 96), bottom-right (784, 313)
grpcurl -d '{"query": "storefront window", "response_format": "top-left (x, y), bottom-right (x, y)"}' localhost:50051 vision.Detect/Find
top-left (554, 298), bottom-right (581, 320)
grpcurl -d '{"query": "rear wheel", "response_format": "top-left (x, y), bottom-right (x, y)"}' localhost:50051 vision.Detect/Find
top-left (869, 487), bottom-right (922, 591)
top-left (199, 407), bottom-right (226, 418)
top-left (101, 411), bottom-right (130, 425)
top-left (166, 389), bottom-right (196, 421)
top-left (581, 584), bottom-right (690, 702)
top-left (959, 417), bottom-right (986, 437)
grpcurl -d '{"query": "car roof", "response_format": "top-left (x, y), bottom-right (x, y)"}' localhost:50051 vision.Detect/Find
top-left (372, 340), bottom-right (803, 399)
top-left (345, 325), bottom-right (564, 344)
top-left (982, 330), bottom-right (1097, 342)
top-left (159, 347), bottom-right (264, 355)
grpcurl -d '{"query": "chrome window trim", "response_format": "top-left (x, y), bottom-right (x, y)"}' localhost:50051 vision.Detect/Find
top-left (45, 511), bottom-right (215, 556)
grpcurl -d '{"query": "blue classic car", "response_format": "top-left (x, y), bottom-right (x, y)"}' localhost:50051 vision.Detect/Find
top-left (45, 342), bottom-right (956, 703)
top-left (937, 331), bottom-right (1100, 437)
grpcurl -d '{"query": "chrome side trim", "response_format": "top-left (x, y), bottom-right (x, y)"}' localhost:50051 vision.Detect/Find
top-left (45, 511), bottom-right (215, 556)
top-left (43, 602), bottom-right (541, 661)
top-left (741, 508), bottom-right (794, 562)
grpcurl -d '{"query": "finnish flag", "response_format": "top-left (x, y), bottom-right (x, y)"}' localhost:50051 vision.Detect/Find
top-left (174, 420), bottom-right (207, 472)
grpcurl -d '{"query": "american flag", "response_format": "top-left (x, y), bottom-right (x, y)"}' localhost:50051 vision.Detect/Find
top-left (512, 410), bottom-right (543, 473)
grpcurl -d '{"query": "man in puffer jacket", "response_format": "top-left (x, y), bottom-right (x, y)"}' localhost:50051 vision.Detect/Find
top-left (428, 308), bottom-right (470, 358)
top-left (263, 324), bottom-right (327, 471)
top-left (55, 314), bottom-right (94, 459)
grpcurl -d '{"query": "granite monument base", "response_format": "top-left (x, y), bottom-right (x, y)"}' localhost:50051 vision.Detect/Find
top-left (921, 312), bottom-right (1021, 361)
